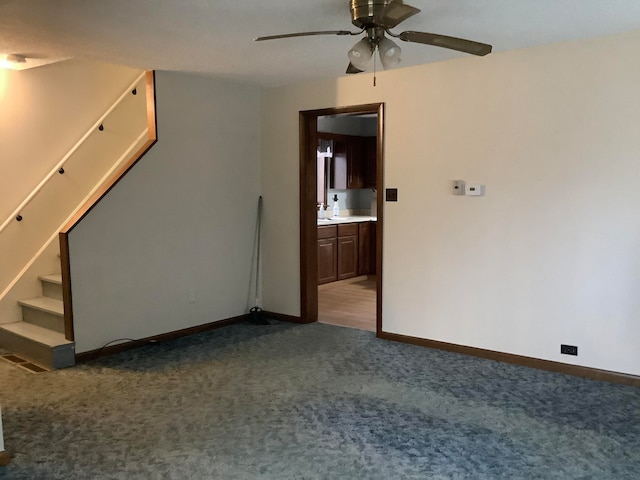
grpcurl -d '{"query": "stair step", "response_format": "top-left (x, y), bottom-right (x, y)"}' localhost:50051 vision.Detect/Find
top-left (38, 274), bottom-right (63, 301)
top-left (0, 322), bottom-right (74, 369)
top-left (18, 297), bottom-right (63, 316)
top-left (18, 297), bottom-right (64, 333)
top-left (38, 273), bottom-right (62, 285)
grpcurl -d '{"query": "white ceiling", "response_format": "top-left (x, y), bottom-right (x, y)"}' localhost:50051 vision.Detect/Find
top-left (2, 0), bottom-right (640, 87)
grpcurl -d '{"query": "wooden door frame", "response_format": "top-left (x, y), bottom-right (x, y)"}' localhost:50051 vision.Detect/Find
top-left (299, 103), bottom-right (384, 334)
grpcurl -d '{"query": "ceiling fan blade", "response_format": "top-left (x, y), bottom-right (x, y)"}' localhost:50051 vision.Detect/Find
top-left (397, 31), bottom-right (492, 56)
top-left (255, 30), bottom-right (355, 41)
top-left (346, 62), bottom-right (364, 74)
top-left (374, 1), bottom-right (420, 29)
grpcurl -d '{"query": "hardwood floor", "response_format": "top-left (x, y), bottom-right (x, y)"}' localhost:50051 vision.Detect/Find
top-left (318, 275), bottom-right (376, 332)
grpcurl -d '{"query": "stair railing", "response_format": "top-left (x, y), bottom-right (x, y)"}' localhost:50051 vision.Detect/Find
top-left (59, 71), bottom-right (157, 342)
top-left (0, 71), bottom-right (147, 234)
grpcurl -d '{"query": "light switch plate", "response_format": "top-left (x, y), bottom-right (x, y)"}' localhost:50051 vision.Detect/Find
top-left (452, 180), bottom-right (465, 195)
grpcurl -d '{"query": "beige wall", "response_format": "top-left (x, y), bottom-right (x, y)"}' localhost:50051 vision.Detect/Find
top-left (69, 71), bottom-right (261, 353)
top-left (0, 60), bottom-right (141, 221)
top-left (261, 30), bottom-right (640, 376)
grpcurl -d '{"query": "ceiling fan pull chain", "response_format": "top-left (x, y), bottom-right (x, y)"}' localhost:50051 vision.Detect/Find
top-left (373, 48), bottom-right (377, 87)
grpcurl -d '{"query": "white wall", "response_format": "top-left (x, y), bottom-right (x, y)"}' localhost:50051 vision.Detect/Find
top-left (0, 60), bottom-right (141, 221)
top-left (68, 71), bottom-right (261, 353)
top-left (261, 29), bottom-right (640, 376)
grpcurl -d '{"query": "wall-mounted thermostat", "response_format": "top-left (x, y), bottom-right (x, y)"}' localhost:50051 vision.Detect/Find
top-left (465, 184), bottom-right (485, 196)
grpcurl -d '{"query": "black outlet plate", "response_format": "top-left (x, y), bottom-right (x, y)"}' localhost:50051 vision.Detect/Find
top-left (561, 344), bottom-right (578, 356)
top-left (386, 188), bottom-right (398, 202)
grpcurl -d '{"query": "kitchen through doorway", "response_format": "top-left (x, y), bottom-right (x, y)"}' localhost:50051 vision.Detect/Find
top-left (299, 103), bottom-right (384, 334)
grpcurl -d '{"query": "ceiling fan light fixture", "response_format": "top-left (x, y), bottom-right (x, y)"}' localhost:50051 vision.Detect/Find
top-left (5, 54), bottom-right (26, 64)
top-left (0, 53), bottom-right (28, 70)
top-left (348, 38), bottom-right (373, 70)
top-left (378, 37), bottom-right (401, 69)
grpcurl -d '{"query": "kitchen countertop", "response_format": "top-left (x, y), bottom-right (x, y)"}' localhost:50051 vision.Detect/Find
top-left (317, 215), bottom-right (377, 225)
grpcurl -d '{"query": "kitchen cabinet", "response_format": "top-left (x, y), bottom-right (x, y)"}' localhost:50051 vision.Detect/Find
top-left (318, 221), bottom-right (376, 284)
top-left (317, 225), bottom-right (338, 284)
top-left (318, 132), bottom-right (372, 190)
top-left (346, 137), bottom-right (365, 189)
top-left (337, 224), bottom-right (358, 280)
top-left (358, 222), bottom-right (376, 276)
top-left (364, 136), bottom-right (377, 188)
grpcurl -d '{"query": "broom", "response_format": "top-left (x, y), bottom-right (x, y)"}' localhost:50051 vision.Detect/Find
top-left (248, 196), bottom-right (269, 325)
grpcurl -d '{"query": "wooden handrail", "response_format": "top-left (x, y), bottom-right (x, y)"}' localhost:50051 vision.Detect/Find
top-left (59, 71), bottom-right (158, 342)
top-left (0, 72), bottom-right (147, 234)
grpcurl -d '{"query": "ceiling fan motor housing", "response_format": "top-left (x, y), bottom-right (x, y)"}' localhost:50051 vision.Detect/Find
top-left (350, 0), bottom-right (395, 28)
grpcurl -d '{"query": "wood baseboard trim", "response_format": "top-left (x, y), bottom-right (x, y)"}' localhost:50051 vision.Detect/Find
top-left (264, 311), bottom-right (306, 324)
top-left (75, 314), bottom-right (248, 363)
top-left (0, 451), bottom-right (10, 466)
top-left (378, 331), bottom-right (640, 387)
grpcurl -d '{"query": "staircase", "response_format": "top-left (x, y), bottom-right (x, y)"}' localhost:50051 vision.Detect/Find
top-left (0, 274), bottom-right (74, 369)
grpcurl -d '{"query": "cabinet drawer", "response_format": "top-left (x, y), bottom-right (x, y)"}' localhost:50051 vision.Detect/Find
top-left (317, 225), bottom-right (337, 239)
top-left (337, 223), bottom-right (358, 237)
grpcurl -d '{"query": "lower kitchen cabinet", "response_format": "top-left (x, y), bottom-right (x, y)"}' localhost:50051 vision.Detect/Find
top-left (318, 221), bottom-right (376, 284)
top-left (318, 226), bottom-right (338, 284)
top-left (337, 224), bottom-right (358, 280)
top-left (358, 222), bottom-right (376, 276)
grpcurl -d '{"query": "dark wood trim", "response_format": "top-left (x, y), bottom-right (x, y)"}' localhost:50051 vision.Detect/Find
top-left (299, 103), bottom-right (384, 329)
top-left (264, 311), bottom-right (305, 324)
top-left (59, 232), bottom-right (74, 341)
top-left (379, 331), bottom-right (640, 387)
top-left (76, 315), bottom-right (246, 363)
top-left (299, 112), bottom-right (318, 323)
top-left (375, 104), bottom-right (384, 336)
top-left (59, 71), bottom-right (158, 342)
top-left (60, 71), bottom-right (157, 234)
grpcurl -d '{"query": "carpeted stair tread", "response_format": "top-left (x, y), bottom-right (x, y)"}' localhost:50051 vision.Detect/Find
top-left (0, 321), bottom-right (71, 347)
top-left (38, 273), bottom-right (62, 285)
top-left (17, 296), bottom-right (63, 316)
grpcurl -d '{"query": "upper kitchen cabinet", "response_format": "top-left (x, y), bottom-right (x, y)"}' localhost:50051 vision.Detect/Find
top-left (318, 133), bottom-right (376, 191)
top-left (364, 136), bottom-right (377, 189)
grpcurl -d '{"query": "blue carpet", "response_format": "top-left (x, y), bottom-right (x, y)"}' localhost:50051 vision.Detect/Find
top-left (0, 322), bottom-right (639, 479)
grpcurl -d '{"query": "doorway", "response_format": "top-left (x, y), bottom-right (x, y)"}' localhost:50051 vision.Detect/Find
top-left (299, 103), bottom-right (384, 334)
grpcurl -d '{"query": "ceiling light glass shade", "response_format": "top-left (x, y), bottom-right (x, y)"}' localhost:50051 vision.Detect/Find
top-left (5, 54), bottom-right (26, 64)
top-left (378, 37), bottom-right (401, 70)
top-left (348, 38), bottom-right (373, 70)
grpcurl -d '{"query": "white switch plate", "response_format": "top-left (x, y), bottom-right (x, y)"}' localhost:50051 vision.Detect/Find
top-left (465, 184), bottom-right (484, 196)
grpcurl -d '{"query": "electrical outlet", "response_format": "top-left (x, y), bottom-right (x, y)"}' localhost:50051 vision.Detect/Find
top-left (188, 289), bottom-right (197, 304)
top-left (560, 344), bottom-right (578, 356)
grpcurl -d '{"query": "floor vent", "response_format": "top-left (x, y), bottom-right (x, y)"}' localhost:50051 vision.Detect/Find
top-left (1, 354), bottom-right (50, 373)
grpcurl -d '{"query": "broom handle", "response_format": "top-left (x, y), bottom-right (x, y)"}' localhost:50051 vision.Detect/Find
top-left (255, 196), bottom-right (263, 306)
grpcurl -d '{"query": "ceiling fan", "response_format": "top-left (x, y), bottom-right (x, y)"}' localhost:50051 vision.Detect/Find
top-left (255, 0), bottom-right (492, 74)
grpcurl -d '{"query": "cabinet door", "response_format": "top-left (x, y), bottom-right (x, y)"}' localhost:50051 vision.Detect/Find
top-left (329, 139), bottom-right (348, 190)
top-left (318, 237), bottom-right (338, 284)
top-left (358, 222), bottom-right (376, 276)
top-left (320, 132), bottom-right (365, 190)
top-left (347, 137), bottom-right (365, 189)
top-left (364, 136), bottom-right (377, 188)
top-left (337, 235), bottom-right (358, 280)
